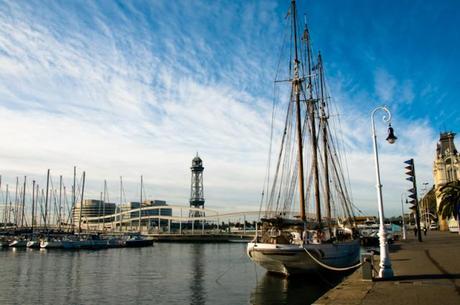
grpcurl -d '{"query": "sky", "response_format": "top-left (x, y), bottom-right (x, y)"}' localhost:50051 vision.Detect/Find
top-left (0, 0), bottom-right (459, 217)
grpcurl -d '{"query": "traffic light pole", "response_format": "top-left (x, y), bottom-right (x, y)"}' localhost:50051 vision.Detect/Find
top-left (412, 170), bottom-right (423, 242)
top-left (404, 158), bottom-right (422, 242)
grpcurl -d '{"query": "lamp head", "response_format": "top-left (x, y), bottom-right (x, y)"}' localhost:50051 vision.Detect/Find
top-left (386, 124), bottom-right (397, 144)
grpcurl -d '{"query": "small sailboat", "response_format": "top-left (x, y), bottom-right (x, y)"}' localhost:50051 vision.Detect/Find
top-left (9, 238), bottom-right (28, 248)
top-left (26, 240), bottom-right (41, 249)
top-left (247, 0), bottom-right (360, 276)
top-left (40, 238), bottom-right (65, 249)
top-left (124, 234), bottom-right (154, 247)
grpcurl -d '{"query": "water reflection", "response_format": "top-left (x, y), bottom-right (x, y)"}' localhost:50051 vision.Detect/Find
top-left (190, 244), bottom-right (206, 305)
top-left (250, 271), bottom-right (347, 305)
top-left (0, 244), bottom-right (351, 305)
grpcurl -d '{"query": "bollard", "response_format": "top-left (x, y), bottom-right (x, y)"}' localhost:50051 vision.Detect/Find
top-left (361, 253), bottom-right (374, 281)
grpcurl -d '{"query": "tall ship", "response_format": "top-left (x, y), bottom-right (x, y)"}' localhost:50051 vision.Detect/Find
top-left (247, 0), bottom-right (360, 276)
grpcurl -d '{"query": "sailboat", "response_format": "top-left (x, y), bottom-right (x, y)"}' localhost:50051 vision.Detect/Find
top-left (246, 0), bottom-right (360, 276)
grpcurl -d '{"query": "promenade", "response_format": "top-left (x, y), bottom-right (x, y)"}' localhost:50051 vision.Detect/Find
top-left (314, 230), bottom-right (460, 305)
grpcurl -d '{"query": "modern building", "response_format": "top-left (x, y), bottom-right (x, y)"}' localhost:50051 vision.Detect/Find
top-left (119, 199), bottom-right (172, 226)
top-left (433, 131), bottom-right (459, 231)
top-left (72, 199), bottom-right (116, 225)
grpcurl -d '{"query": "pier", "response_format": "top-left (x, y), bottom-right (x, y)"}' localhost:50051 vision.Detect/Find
top-left (313, 231), bottom-right (460, 305)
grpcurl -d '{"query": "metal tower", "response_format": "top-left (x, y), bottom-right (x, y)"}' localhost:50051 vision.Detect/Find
top-left (190, 154), bottom-right (205, 218)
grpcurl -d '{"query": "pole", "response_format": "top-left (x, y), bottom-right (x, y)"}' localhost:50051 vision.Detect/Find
top-left (72, 166), bottom-right (76, 231)
top-left (400, 193), bottom-right (406, 240)
top-left (58, 175), bottom-right (62, 231)
top-left (410, 159), bottom-right (423, 242)
top-left (14, 177), bottom-right (18, 228)
top-left (103, 180), bottom-right (107, 230)
top-left (21, 176), bottom-right (26, 228)
top-left (31, 180), bottom-right (35, 233)
top-left (78, 171), bottom-right (85, 233)
top-left (5, 184), bottom-right (9, 228)
top-left (7, 185), bottom-right (12, 228)
top-left (179, 208), bottom-right (182, 235)
top-left (44, 169), bottom-right (50, 230)
top-left (99, 192), bottom-right (102, 230)
top-left (371, 106), bottom-right (394, 278)
top-left (139, 175), bottom-right (143, 234)
top-left (119, 176), bottom-right (123, 232)
top-left (291, 0), bottom-right (307, 222)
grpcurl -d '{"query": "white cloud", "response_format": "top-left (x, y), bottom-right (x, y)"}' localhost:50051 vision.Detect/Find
top-left (0, 0), bottom-right (455, 220)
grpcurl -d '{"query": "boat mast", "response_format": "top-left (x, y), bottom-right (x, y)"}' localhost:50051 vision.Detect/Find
top-left (303, 13), bottom-right (322, 225)
top-left (318, 53), bottom-right (331, 223)
top-left (78, 171), bottom-right (85, 233)
top-left (59, 175), bottom-right (62, 231)
top-left (139, 175), bottom-right (143, 233)
top-left (21, 176), bottom-right (26, 228)
top-left (103, 180), bottom-right (107, 229)
top-left (31, 180), bottom-right (35, 233)
top-left (44, 169), bottom-right (50, 230)
top-left (119, 176), bottom-right (123, 232)
top-left (292, 0), bottom-right (306, 221)
top-left (14, 177), bottom-right (18, 228)
top-left (7, 185), bottom-right (11, 228)
top-left (5, 184), bottom-right (9, 229)
top-left (72, 166), bottom-right (76, 231)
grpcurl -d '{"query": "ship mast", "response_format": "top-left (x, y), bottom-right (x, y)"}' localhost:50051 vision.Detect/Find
top-left (291, 0), bottom-right (306, 221)
top-left (318, 53), bottom-right (331, 225)
top-left (303, 11), bottom-right (322, 225)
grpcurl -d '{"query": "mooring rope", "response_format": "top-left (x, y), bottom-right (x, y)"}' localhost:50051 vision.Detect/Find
top-left (303, 247), bottom-right (363, 271)
top-left (215, 251), bottom-right (247, 285)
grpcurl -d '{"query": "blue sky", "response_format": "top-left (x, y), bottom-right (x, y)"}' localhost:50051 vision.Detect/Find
top-left (0, 0), bottom-right (458, 217)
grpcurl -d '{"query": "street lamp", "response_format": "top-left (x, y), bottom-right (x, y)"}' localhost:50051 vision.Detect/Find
top-left (422, 182), bottom-right (430, 229)
top-left (371, 105), bottom-right (396, 279)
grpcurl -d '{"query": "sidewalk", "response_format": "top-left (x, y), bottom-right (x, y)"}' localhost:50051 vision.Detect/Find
top-left (313, 231), bottom-right (460, 305)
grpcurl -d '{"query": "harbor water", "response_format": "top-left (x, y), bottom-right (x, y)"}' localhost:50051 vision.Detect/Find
top-left (0, 243), bottom-right (348, 305)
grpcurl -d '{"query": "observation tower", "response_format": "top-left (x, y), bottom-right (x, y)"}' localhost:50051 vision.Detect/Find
top-left (190, 154), bottom-right (205, 218)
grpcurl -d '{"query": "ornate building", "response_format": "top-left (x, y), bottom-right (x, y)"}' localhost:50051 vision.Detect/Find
top-left (433, 132), bottom-right (460, 231)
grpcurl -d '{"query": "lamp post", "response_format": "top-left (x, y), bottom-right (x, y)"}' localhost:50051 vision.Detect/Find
top-left (422, 182), bottom-right (429, 229)
top-left (400, 192), bottom-right (407, 240)
top-left (371, 105), bottom-right (396, 278)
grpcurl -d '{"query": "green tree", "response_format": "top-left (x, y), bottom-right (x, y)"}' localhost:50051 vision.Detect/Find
top-left (437, 181), bottom-right (460, 220)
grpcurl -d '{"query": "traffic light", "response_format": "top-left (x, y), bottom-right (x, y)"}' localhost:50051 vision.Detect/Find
top-left (404, 158), bottom-right (422, 242)
top-left (404, 159), bottom-right (415, 182)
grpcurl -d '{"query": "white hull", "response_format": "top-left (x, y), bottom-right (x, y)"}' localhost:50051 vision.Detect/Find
top-left (247, 239), bottom-right (360, 276)
top-left (40, 240), bottom-right (65, 249)
top-left (9, 240), bottom-right (28, 247)
top-left (26, 240), bottom-right (41, 248)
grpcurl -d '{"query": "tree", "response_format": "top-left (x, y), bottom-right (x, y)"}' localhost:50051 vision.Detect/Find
top-left (437, 181), bottom-right (460, 220)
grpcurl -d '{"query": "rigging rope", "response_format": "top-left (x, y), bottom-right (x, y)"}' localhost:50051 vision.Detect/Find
top-left (303, 247), bottom-right (363, 271)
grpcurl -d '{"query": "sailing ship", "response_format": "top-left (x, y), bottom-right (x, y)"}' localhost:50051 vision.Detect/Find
top-left (247, 0), bottom-right (360, 276)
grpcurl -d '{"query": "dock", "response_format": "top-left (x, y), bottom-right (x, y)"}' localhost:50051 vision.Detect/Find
top-left (313, 231), bottom-right (460, 305)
